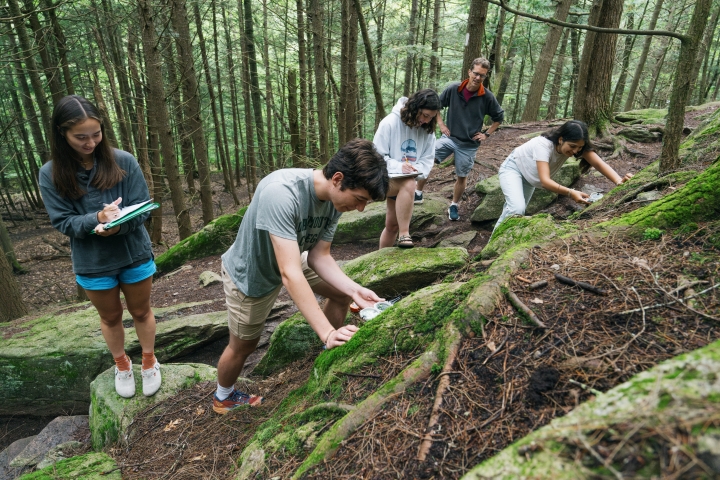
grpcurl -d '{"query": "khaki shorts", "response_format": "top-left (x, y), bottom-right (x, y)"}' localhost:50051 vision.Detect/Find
top-left (221, 251), bottom-right (322, 340)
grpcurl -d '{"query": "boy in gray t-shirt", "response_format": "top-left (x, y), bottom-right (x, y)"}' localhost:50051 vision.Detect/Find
top-left (213, 139), bottom-right (389, 414)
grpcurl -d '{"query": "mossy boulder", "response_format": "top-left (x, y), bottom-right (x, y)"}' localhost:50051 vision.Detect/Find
top-left (614, 108), bottom-right (667, 125)
top-left (462, 338), bottom-right (720, 479)
top-left (89, 363), bottom-right (216, 450)
top-left (17, 452), bottom-right (121, 480)
top-left (482, 214), bottom-right (577, 259)
top-left (679, 104), bottom-right (720, 165)
top-left (342, 247), bottom-right (468, 295)
top-left (155, 206), bottom-right (247, 274)
top-left (334, 196), bottom-right (446, 244)
top-left (0, 302), bottom-right (226, 416)
top-left (471, 160), bottom-right (580, 222)
top-left (252, 314), bottom-right (322, 377)
top-left (617, 125), bottom-right (663, 142)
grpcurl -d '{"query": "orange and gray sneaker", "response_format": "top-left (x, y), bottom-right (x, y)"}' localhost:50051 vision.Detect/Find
top-left (213, 389), bottom-right (263, 414)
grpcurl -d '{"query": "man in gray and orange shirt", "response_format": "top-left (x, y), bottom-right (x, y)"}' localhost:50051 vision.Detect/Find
top-left (416, 57), bottom-right (504, 221)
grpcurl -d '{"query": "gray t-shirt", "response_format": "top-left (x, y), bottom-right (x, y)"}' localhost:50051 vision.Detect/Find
top-left (512, 136), bottom-right (570, 188)
top-left (221, 169), bottom-right (342, 297)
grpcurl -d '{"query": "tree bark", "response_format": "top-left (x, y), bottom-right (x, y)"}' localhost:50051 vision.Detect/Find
top-left (545, 28), bottom-right (569, 120)
top-left (611, 13), bottom-right (634, 112)
top-left (353, 0), bottom-right (385, 125)
top-left (0, 251), bottom-right (27, 322)
top-left (461, 0), bottom-right (489, 76)
top-left (488, 7), bottom-right (506, 90)
top-left (428, 0), bottom-right (442, 90)
top-left (42, 0), bottom-right (74, 94)
top-left (307, 0), bottom-right (330, 163)
top-left (521, 0), bottom-right (573, 122)
top-left (221, 4), bottom-right (244, 184)
top-left (339, 0), bottom-right (359, 144)
top-left (659, 0), bottom-right (713, 173)
top-left (572, 0), bottom-right (624, 136)
top-left (0, 215), bottom-right (23, 273)
top-left (170, 0), bottom-right (214, 224)
top-left (691, 3), bottom-right (720, 104)
top-left (624, 0), bottom-right (664, 111)
top-left (288, 69), bottom-right (301, 164)
top-left (238, 0), bottom-right (259, 196)
top-left (91, 72), bottom-right (119, 148)
top-left (212, 0), bottom-right (236, 182)
top-left (295, 0), bottom-right (308, 165)
top-left (23, 2), bottom-right (64, 105)
top-left (138, 0), bottom-right (193, 240)
top-left (403, 0), bottom-right (420, 96)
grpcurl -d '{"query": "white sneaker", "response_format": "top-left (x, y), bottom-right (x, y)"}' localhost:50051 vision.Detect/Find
top-left (115, 359), bottom-right (135, 398)
top-left (142, 361), bottom-right (162, 397)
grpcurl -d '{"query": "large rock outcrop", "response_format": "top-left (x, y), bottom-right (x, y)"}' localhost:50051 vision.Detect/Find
top-left (334, 195), bottom-right (446, 244)
top-left (471, 160), bottom-right (580, 223)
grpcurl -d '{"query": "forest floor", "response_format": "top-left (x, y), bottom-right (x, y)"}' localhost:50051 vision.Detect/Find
top-left (2, 108), bottom-right (719, 477)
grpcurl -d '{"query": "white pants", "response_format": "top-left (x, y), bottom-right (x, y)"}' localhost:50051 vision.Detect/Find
top-left (493, 154), bottom-right (536, 232)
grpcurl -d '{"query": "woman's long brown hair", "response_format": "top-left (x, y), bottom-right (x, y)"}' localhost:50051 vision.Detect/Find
top-left (49, 95), bottom-right (125, 199)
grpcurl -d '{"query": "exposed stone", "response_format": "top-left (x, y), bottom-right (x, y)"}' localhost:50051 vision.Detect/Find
top-left (614, 108), bottom-right (668, 125)
top-left (0, 436), bottom-right (35, 479)
top-left (580, 184), bottom-right (603, 195)
top-left (436, 231), bottom-right (477, 248)
top-left (482, 214), bottom-right (577, 259)
top-left (334, 195), bottom-right (446, 244)
top-left (18, 452), bottom-right (121, 479)
top-left (198, 270), bottom-right (222, 287)
top-left (10, 415), bottom-right (87, 468)
top-left (0, 302), bottom-right (226, 416)
top-left (471, 160), bottom-right (580, 222)
top-left (89, 363), bottom-right (217, 449)
top-left (636, 190), bottom-right (663, 204)
top-left (617, 126), bottom-right (663, 142)
top-left (341, 247), bottom-right (468, 296)
top-left (36, 441), bottom-right (85, 470)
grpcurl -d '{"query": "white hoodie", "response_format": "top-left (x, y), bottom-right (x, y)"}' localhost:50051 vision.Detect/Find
top-left (372, 97), bottom-right (436, 179)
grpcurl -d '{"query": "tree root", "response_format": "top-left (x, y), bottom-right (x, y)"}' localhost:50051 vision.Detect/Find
top-left (417, 326), bottom-right (462, 461)
top-left (506, 290), bottom-right (548, 328)
top-left (292, 349), bottom-right (440, 479)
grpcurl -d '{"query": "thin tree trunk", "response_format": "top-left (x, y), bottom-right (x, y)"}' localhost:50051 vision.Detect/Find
top-left (170, 0), bottom-right (213, 224)
top-left (428, 0), bottom-right (442, 89)
top-left (307, 0), bottom-right (329, 162)
top-left (611, 13), bottom-right (634, 112)
top-left (8, 80), bottom-right (43, 206)
top-left (0, 250), bottom-right (27, 322)
top-left (238, 0), bottom-right (258, 196)
top-left (488, 7), bottom-right (507, 90)
top-left (511, 54), bottom-right (525, 123)
top-left (261, 0), bottom-right (276, 170)
top-left (296, 0), bottom-right (308, 164)
top-left (545, 28), bottom-right (569, 120)
top-left (461, 0), bottom-right (489, 76)
top-left (520, 0), bottom-right (573, 122)
top-left (91, 72), bottom-right (119, 148)
top-left (691, 2), bottom-right (720, 103)
top-left (659, 0), bottom-right (713, 173)
top-left (42, 0), bottom-right (74, 94)
top-left (624, 0), bottom-right (664, 111)
top-left (221, 4), bottom-right (243, 185)
top-left (353, 0), bottom-right (385, 126)
top-left (403, 0), bottom-right (420, 96)
top-left (288, 69), bottom-right (301, 164)
top-left (213, 0), bottom-right (235, 182)
top-left (23, 3), bottom-right (63, 105)
top-left (339, 0), bottom-right (359, 144)
top-left (138, 0), bottom-right (193, 240)
top-left (0, 215), bottom-right (23, 273)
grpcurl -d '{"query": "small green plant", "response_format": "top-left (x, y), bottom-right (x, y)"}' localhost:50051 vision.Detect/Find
top-left (643, 228), bottom-right (664, 241)
top-left (430, 363), bottom-right (442, 375)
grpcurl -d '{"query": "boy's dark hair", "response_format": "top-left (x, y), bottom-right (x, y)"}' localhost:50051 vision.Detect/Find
top-left (323, 138), bottom-right (388, 201)
top-left (542, 120), bottom-right (594, 157)
top-left (50, 95), bottom-right (124, 199)
top-left (400, 89), bottom-right (441, 134)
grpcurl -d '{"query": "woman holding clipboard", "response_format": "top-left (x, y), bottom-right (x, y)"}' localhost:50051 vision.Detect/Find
top-left (373, 89), bottom-right (440, 248)
top-left (39, 95), bottom-right (161, 398)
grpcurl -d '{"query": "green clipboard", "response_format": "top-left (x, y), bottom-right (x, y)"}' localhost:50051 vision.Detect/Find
top-left (91, 202), bottom-right (159, 234)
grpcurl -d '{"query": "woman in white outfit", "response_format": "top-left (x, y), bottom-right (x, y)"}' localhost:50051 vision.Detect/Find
top-left (373, 89), bottom-right (440, 248)
top-left (494, 120), bottom-right (633, 232)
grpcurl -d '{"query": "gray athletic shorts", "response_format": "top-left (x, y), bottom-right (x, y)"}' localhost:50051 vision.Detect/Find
top-left (435, 135), bottom-right (478, 177)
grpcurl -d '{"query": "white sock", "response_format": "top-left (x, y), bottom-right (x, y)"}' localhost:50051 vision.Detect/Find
top-left (451, 202), bottom-right (458, 206)
top-left (415, 190), bottom-right (423, 195)
top-left (216, 383), bottom-right (234, 400)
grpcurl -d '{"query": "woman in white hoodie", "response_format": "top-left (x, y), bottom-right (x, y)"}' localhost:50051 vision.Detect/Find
top-left (373, 89), bottom-right (440, 248)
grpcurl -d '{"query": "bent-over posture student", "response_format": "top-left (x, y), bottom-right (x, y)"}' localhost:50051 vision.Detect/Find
top-left (213, 139), bottom-right (389, 414)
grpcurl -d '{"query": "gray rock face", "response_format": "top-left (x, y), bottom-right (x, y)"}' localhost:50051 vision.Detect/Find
top-left (636, 190), bottom-right (663, 204)
top-left (617, 126), bottom-right (663, 142)
top-left (334, 195), bottom-right (447, 244)
top-left (0, 302), bottom-right (226, 416)
top-left (198, 270), bottom-right (222, 287)
top-left (437, 231), bottom-right (477, 248)
top-left (89, 363), bottom-right (217, 449)
top-left (9, 415), bottom-right (87, 468)
top-left (0, 436), bottom-right (35, 480)
top-left (471, 160), bottom-right (580, 222)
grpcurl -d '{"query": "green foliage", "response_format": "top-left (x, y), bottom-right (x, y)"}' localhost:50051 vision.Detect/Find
top-left (642, 228), bottom-right (664, 240)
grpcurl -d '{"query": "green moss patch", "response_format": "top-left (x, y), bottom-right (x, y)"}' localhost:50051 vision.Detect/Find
top-left (483, 214), bottom-right (577, 259)
top-left (18, 452), bottom-right (121, 479)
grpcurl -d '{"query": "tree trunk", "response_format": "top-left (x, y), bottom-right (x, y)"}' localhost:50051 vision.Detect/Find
top-left (288, 69), bottom-right (301, 164)
top-left (238, 0), bottom-right (258, 196)
top-left (8, 0), bottom-right (52, 143)
top-left (691, 3), bottom-right (720, 104)
top-left (659, 0), bottom-right (713, 173)
top-left (138, 0), bottom-right (193, 240)
top-left (221, 4), bottom-right (244, 184)
top-left (260, 0), bottom-right (276, 171)
top-left (353, 0), bottom-right (385, 126)
top-left (488, 7), bottom-right (506, 90)
top-left (545, 28), bottom-right (569, 120)
top-left (0, 215), bottom-right (23, 273)
top-left (461, 0), bottom-right (488, 76)
top-left (403, 0), bottom-right (420, 96)
top-left (339, 0), bottom-right (359, 144)
top-left (170, 0), bottom-right (213, 224)
top-left (428, 0), bottom-right (442, 90)
top-left (0, 252), bottom-right (27, 322)
top-left (42, 0), bottom-right (74, 94)
top-left (307, 0), bottom-right (330, 162)
top-left (573, 0), bottom-right (624, 136)
top-left (611, 13), bottom-right (635, 112)
top-left (296, 0), bottom-right (308, 165)
top-left (624, 0), bottom-right (664, 111)
top-left (91, 73), bottom-right (119, 148)
top-left (510, 54), bottom-right (526, 123)
top-left (520, 0), bottom-right (573, 122)
top-left (24, 3), bottom-right (63, 105)
top-left (242, 0), bottom-right (270, 172)
top-left (212, 0), bottom-right (236, 181)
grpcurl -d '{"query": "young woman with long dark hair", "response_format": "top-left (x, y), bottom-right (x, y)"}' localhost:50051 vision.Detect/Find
top-left (39, 95), bottom-right (161, 398)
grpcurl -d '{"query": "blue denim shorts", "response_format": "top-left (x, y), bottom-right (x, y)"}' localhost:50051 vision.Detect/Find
top-left (435, 135), bottom-right (478, 177)
top-left (76, 259), bottom-right (156, 291)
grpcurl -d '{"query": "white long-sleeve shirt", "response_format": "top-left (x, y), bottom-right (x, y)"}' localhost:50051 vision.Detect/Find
top-left (373, 97), bottom-right (436, 180)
